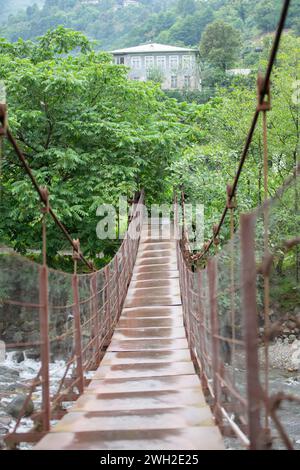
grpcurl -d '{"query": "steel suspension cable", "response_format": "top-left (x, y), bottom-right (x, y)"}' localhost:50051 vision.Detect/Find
top-left (5, 128), bottom-right (93, 270)
top-left (192, 0), bottom-right (291, 262)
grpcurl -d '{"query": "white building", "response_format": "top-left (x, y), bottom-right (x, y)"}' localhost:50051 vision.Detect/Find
top-left (111, 43), bottom-right (201, 91)
top-left (226, 68), bottom-right (252, 76)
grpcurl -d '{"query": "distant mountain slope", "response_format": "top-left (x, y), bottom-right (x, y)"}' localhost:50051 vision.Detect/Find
top-left (0, 0), bottom-right (299, 51)
top-left (0, 0), bottom-right (45, 24)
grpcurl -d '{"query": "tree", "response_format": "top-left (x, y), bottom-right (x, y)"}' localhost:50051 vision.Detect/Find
top-left (171, 33), bottom-right (300, 266)
top-left (200, 20), bottom-right (241, 71)
top-left (0, 27), bottom-right (202, 267)
top-left (176, 0), bottom-right (196, 16)
top-left (165, 9), bottom-right (213, 46)
top-left (252, 0), bottom-right (283, 33)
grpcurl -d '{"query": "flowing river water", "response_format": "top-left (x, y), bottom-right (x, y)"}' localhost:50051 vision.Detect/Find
top-left (0, 351), bottom-right (299, 450)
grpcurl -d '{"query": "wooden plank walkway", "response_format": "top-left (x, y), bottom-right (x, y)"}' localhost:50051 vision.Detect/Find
top-left (35, 222), bottom-right (224, 450)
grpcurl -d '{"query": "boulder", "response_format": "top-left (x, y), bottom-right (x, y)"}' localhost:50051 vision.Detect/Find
top-left (12, 351), bottom-right (25, 364)
top-left (25, 349), bottom-right (40, 361)
top-left (6, 395), bottom-right (34, 419)
top-left (0, 366), bottom-right (19, 379)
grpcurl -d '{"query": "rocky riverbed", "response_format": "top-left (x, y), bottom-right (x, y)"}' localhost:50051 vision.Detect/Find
top-left (0, 351), bottom-right (72, 450)
top-left (224, 338), bottom-right (300, 450)
top-left (0, 342), bottom-right (300, 451)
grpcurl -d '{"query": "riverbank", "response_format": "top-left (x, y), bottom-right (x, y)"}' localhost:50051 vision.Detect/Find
top-left (1, 346), bottom-right (299, 450)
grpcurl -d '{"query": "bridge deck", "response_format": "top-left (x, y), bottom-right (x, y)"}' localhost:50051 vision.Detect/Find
top-left (35, 224), bottom-right (224, 450)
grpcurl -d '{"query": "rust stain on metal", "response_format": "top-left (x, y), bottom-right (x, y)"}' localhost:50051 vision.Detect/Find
top-left (34, 221), bottom-right (224, 450)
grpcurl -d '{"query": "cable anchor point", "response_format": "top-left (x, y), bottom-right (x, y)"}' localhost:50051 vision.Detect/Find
top-left (257, 73), bottom-right (272, 112)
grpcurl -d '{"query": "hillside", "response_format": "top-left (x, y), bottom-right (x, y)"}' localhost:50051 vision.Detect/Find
top-left (0, 0), bottom-right (44, 24)
top-left (1, 0), bottom-right (299, 53)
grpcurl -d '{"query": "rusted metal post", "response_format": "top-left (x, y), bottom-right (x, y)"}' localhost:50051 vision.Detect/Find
top-left (39, 265), bottom-right (50, 432)
top-left (183, 262), bottom-right (189, 335)
top-left (186, 269), bottom-right (193, 348)
top-left (120, 242), bottom-right (126, 304)
top-left (197, 270), bottom-right (207, 383)
top-left (91, 273), bottom-right (100, 364)
top-left (240, 213), bottom-right (262, 450)
top-left (208, 257), bottom-right (222, 425)
top-left (39, 187), bottom-right (50, 432)
top-left (114, 256), bottom-right (121, 319)
top-left (72, 240), bottom-right (84, 393)
top-left (105, 264), bottom-right (111, 334)
top-left (72, 273), bottom-right (84, 393)
top-left (227, 185), bottom-right (237, 381)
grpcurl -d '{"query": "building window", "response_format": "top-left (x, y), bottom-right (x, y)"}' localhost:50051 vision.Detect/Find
top-left (116, 56), bottom-right (125, 65)
top-left (145, 56), bottom-right (154, 69)
top-left (169, 55), bottom-right (179, 69)
top-left (156, 56), bottom-right (166, 69)
top-left (171, 75), bottom-right (177, 88)
top-left (184, 76), bottom-right (191, 89)
top-left (131, 56), bottom-right (141, 69)
top-left (182, 55), bottom-right (192, 68)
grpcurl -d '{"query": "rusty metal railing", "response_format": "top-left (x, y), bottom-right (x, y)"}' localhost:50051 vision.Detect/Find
top-left (0, 191), bottom-right (144, 448)
top-left (191, 0), bottom-right (291, 264)
top-left (176, 169), bottom-right (300, 450)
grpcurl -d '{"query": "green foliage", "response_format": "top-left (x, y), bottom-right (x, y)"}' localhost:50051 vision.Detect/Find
top-left (200, 20), bottom-right (241, 71)
top-left (170, 34), bottom-right (300, 252)
top-left (176, 0), bottom-right (196, 17)
top-left (0, 27), bottom-right (201, 266)
top-left (1, 0), bottom-right (299, 98)
top-left (1, 0), bottom-right (299, 52)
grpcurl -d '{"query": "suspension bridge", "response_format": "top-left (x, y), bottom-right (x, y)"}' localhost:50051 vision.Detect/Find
top-left (0, 0), bottom-right (299, 451)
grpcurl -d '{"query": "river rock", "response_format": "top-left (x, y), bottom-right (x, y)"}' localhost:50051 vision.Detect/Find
top-left (25, 349), bottom-right (40, 360)
top-left (6, 395), bottom-right (34, 419)
top-left (287, 320), bottom-right (297, 330)
top-left (0, 416), bottom-right (12, 428)
top-left (0, 383), bottom-right (17, 392)
top-left (0, 366), bottom-right (19, 380)
top-left (289, 334), bottom-right (297, 343)
top-left (12, 351), bottom-right (25, 364)
top-left (267, 340), bottom-right (300, 371)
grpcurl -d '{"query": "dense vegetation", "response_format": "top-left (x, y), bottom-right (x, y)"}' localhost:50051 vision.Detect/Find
top-left (0, 2), bottom-right (299, 291)
top-left (1, 0), bottom-right (300, 53)
top-left (0, 27), bottom-right (203, 267)
top-left (1, 0), bottom-right (299, 100)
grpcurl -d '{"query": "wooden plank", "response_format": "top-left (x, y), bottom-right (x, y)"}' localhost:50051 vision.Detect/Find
top-left (100, 350), bottom-right (191, 365)
top-left (49, 407), bottom-right (215, 433)
top-left (92, 361), bottom-right (196, 379)
top-left (34, 225), bottom-right (224, 450)
top-left (113, 327), bottom-right (186, 340)
top-left (34, 427), bottom-right (225, 450)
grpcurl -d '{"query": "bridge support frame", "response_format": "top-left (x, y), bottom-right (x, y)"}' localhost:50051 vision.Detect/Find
top-left (241, 212), bottom-right (262, 450)
top-left (208, 257), bottom-right (222, 426)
